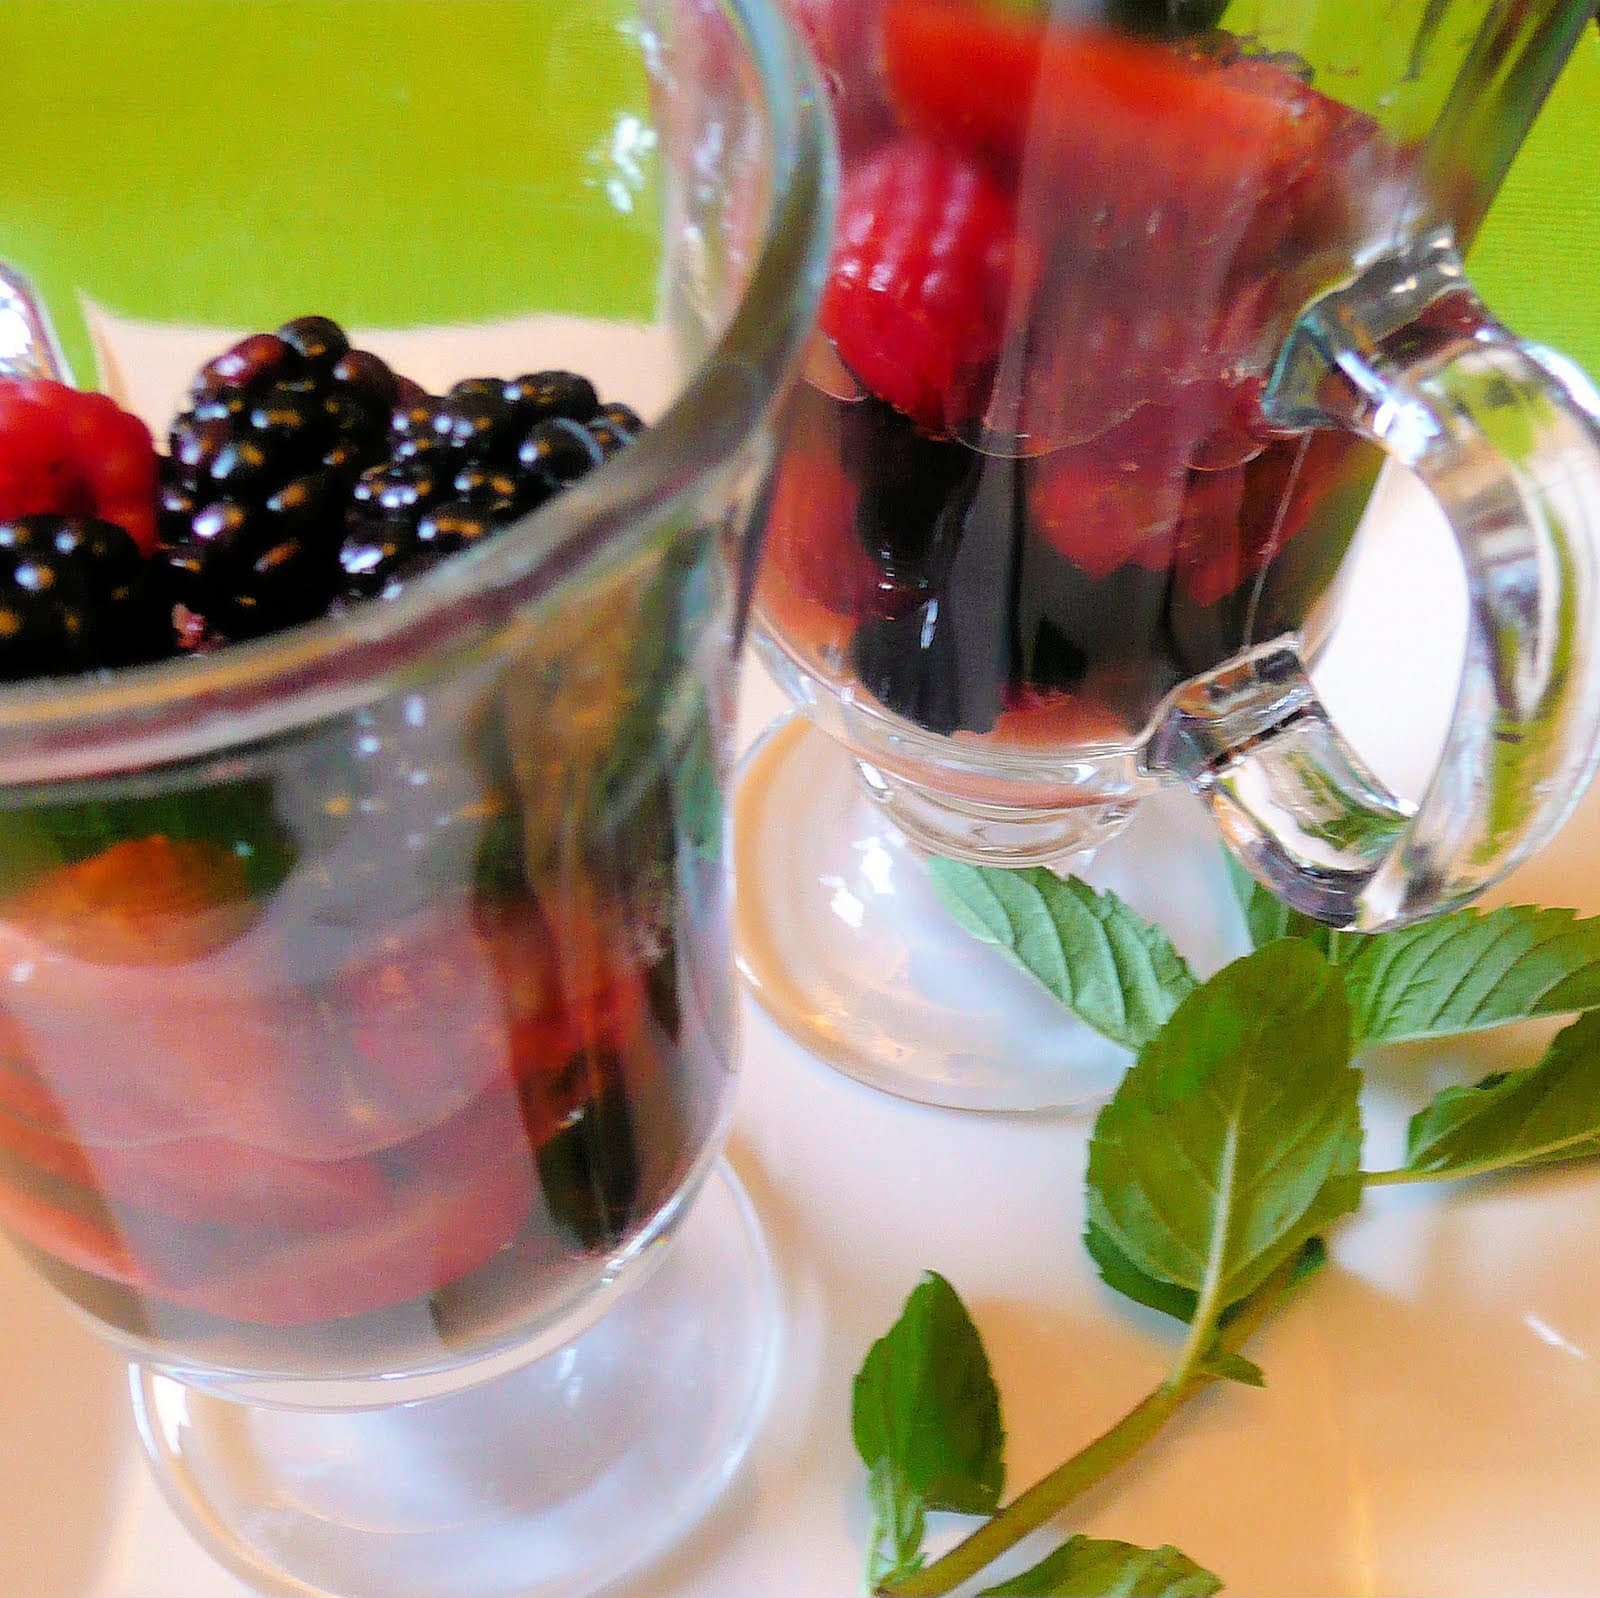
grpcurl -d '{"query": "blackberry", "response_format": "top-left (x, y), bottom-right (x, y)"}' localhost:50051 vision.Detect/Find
top-left (337, 371), bottom-right (645, 602)
top-left (160, 317), bottom-right (399, 641)
top-left (845, 398), bottom-right (973, 585)
top-left (848, 447), bottom-right (1022, 736)
top-left (592, 401), bottom-right (643, 437)
top-left (278, 315), bottom-right (350, 372)
top-left (0, 515), bottom-right (170, 681)
top-left (518, 417), bottom-right (604, 487)
top-left (503, 371), bottom-right (599, 426)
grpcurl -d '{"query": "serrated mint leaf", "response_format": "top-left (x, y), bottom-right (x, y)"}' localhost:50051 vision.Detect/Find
top-left (1400, 1009), bottom-right (1600, 1178)
top-left (929, 860), bottom-right (1197, 1050)
top-left (1085, 942), bottom-right (1363, 1336)
top-left (1339, 905), bottom-right (1600, 1045)
top-left (853, 1272), bottom-right (1005, 1519)
top-left (1083, 1218), bottom-right (1198, 1324)
top-left (1224, 855), bottom-right (1345, 960)
top-left (867, 1457), bottom-right (927, 1588)
top-left (978, 1534), bottom-right (1222, 1596)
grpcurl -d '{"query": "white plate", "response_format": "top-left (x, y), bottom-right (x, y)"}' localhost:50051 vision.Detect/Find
top-left (5, 450), bottom-right (1600, 1596)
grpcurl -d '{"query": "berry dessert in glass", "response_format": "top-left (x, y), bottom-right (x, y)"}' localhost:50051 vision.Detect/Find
top-left (740, 0), bottom-right (1600, 1108)
top-left (0, 0), bottom-right (830, 1593)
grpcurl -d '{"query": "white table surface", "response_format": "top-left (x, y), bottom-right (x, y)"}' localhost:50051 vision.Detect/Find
top-left (6, 468), bottom-right (1600, 1598)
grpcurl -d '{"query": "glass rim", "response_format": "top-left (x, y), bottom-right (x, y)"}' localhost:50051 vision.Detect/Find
top-left (0, 0), bottom-right (835, 787)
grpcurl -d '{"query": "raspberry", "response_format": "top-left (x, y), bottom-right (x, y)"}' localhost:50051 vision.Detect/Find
top-left (0, 514), bottom-right (170, 681)
top-left (0, 380), bottom-right (159, 552)
top-left (819, 139), bottom-right (1016, 435)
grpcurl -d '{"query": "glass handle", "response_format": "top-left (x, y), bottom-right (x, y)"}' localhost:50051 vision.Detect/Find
top-left (1146, 232), bottom-right (1600, 930)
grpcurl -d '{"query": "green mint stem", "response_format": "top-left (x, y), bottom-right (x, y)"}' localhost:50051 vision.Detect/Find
top-left (1364, 1133), bottom-right (1600, 1189)
top-left (878, 1381), bottom-right (1184, 1598)
top-left (877, 1253), bottom-right (1305, 1598)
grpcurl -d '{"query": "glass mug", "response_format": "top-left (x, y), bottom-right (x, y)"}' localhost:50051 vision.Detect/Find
top-left (0, 2), bottom-right (829, 1596)
top-left (739, 0), bottom-right (1600, 1108)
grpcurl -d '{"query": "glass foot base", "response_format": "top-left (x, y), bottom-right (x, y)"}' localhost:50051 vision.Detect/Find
top-left (733, 715), bottom-right (1129, 1110)
top-left (131, 1162), bottom-right (776, 1598)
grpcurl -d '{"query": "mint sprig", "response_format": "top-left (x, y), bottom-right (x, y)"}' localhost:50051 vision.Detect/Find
top-left (847, 859), bottom-right (1600, 1596)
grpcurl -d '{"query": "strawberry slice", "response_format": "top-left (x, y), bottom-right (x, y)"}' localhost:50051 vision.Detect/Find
top-left (1025, 390), bottom-right (1272, 579)
top-left (820, 138), bottom-right (1016, 434)
top-left (0, 1099), bottom-right (393, 1231)
top-left (883, 0), bottom-right (1338, 227)
top-left (7, 836), bottom-right (256, 967)
top-left (0, 380), bottom-right (159, 553)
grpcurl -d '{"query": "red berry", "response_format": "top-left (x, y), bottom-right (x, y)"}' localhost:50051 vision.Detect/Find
top-left (883, 0), bottom-right (1338, 224)
top-left (0, 379), bottom-right (159, 552)
top-left (819, 139), bottom-right (1016, 435)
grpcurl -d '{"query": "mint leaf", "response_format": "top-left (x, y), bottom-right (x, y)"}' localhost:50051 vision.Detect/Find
top-left (1398, 1009), bottom-right (1600, 1179)
top-left (853, 1272), bottom-right (1005, 1517)
top-left (1224, 855), bottom-right (1345, 960)
top-left (929, 861), bottom-right (1197, 1050)
top-left (1083, 1218), bottom-right (1198, 1324)
top-left (1085, 942), bottom-right (1363, 1346)
top-left (1086, 1173), bottom-right (1354, 1330)
top-left (1338, 906), bottom-right (1600, 1046)
top-left (867, 1459), bottom-right (928, 1588)
top-left (978, 1534), bottom-right (1221, 1596)
top-left (1199, 1351), bottom-right (1265, 1388)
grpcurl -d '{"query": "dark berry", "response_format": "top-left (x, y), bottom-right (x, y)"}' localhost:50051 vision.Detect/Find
top-left (517, 418), bottom-right (604, 486)
top-left (432, 384), bottom-right (516, 456)
top-left (452, 462), bottom-right (522, 508)
top-left (277, 316), bottom-right (350, 372)
top-left (193, 333), bottom-right (298, 397)
top-left (170, 415), bottom-right (232, 479)
top-left (393, 375), bottom-right (429, 409)
top-left (207, 436), bottom-right (276, 495)
top-left (321, 436), bottom-right (366, 476)
top-left (353, 458), bottom-right (448, 517)
top-left (586, 420), bottom-right (632, 459)
top-left (0, 515), bottom-right (170, 680)
top-left (592, 401), bottom-right (643, 436)
top-left (503, 371), bottom-right (599, 425)
top-left (248, 382), bottom-right (332, 460)
top-left (416, 500), bottom-right (499, 557)
top-left (845, 398), bottom-right (973, 582)
top-left (191, 390), bottom-right (248, 425)
top-left (321, 388), bottom-right (385, 448)
top-left (331, 349), bottom-right (399, 413)
top-left (392, 393), bottom-right (443, 441)
top-left (851, 600), bottom-right (964, 735)
top-left (266, 470), bottom-right (343, 526)
top-left (848, 445), bottom-right (1020, 736)
top-left (339, 514), bottom-right (419, 600)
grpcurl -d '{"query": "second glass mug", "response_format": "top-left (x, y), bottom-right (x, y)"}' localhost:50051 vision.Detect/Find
top-left (0, 2), bottom-right (830, 1596)
top-left (740, 0), bottom-right (1600, 1108)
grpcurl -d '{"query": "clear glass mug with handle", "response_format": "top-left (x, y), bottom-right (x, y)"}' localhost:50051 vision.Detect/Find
top-left (0, 2), bottom-right (830, 1596)
top-left (738, 0), bottom-right (1600, 1110)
